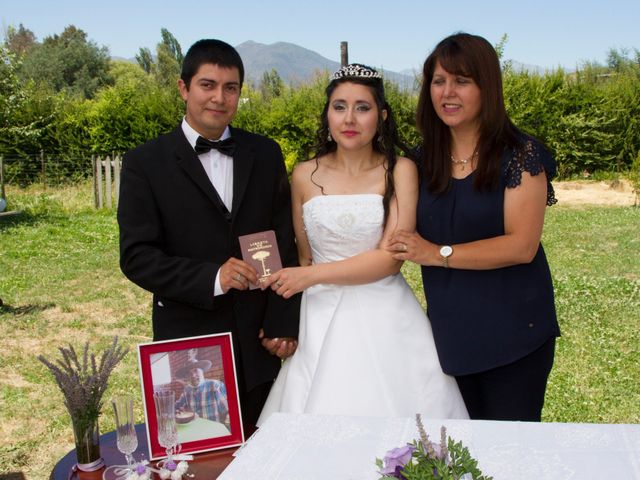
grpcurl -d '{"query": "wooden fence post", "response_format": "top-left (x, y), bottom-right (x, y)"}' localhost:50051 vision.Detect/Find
top-left (104, 156), bottom-right (113, 209)
top-left (92, 155), bottom-right (99, 209)
top-left (95, 155), bottom-right (104, 208)
top-left (92, 154), bottom-right (122, 209)
top-left (40, 150), bottom-right (45, 186)
top-left (113, 155), bottom-right (121, 207)
top-left (0, 156), bottom-right (5, 201)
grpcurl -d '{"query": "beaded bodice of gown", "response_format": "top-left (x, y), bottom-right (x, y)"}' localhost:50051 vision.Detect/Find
top-left (302, 194), bottom-right (384, 264)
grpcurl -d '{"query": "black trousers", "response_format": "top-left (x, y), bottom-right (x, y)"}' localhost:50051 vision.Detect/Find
top-left (455, 337), bottom-right (556, 421)
top-left (239, 380), bottom-right (272, 435)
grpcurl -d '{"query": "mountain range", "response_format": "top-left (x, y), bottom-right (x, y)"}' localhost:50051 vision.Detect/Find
top-left (234, 41), bottom-right (550, 86)
top-left (118, 40), bottom-right (547, 87)
top-left (235, 41), bottom-right (417, 89)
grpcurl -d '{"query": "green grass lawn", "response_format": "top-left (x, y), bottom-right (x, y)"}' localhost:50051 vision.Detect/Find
top-left (1, 183), bottom-right (638, 478)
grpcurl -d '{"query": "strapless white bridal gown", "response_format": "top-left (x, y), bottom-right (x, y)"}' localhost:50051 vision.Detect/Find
top-left (258, 194), bottom-right (468, 423)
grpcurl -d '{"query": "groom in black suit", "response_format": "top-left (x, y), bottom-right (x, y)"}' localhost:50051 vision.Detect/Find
top-left (117, 39), bottom-right (300, 428)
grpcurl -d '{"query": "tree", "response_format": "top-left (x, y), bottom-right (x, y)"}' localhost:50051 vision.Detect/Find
top-left (133, 29), bottom-right (184, 87)
top-left (0, 45), bottom-right (40, 154)
top-left (494, 33), bottom-right (508, 60)
top-left (155, 28), bottom-right (183, 87)
top-left (136, 47), bottom-right (155, 75)
top-left (260, 69), bottom-right (284, 100)
top-left (0, 45), bottom-right (26, 150)
top-left (4, 23), bottom-right (36, 56)
top-left (19, 25), bottom-right (113, 99)
top-left (160, 28), bottom-right (183, 65)
top-left (110, 60), bottom-right (147, 87)
top-left (606, 47), bottom-right (640, 74)
top-left (494, 33), bottom-right (513, 72)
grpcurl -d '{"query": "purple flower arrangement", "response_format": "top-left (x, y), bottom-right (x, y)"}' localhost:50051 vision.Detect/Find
top-left (376, 414), bottom-right (492, 480)
top-left (38, 337), bottom-right (128, 465)
top-left (38, 337), bottom-right (128, 425)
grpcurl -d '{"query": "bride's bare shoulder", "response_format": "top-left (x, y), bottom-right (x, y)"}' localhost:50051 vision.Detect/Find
top-left (292, 156), bottom-right (328, 183)
top-left (293, 158), bottom-right (317, 175)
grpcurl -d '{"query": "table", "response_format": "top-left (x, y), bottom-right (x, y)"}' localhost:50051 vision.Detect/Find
top-left (50, 424), bottom-right (236, 480)
top-left (219, 413), bottom-right (640, 479)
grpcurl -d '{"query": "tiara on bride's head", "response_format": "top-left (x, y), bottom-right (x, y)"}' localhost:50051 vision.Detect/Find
top-left (330, 63), bottom-right (382, 81)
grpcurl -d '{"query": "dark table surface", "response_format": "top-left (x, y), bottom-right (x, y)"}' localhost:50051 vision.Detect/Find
top-left (50, 424), bottom-right (236, 480)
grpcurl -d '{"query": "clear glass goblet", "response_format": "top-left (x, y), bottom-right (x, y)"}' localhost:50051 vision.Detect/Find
top-left (112, 395), bottom-right (138, 466)
top-left (153, 390), bottom-right (178, 463)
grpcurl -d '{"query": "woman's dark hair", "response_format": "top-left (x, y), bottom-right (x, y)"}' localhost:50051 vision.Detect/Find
top-left (312, 64), bottom-right (411, 225)
top-left (416, 33), bottom-right (522, 193)
top-left (181, 39), bottom-right (245, 89)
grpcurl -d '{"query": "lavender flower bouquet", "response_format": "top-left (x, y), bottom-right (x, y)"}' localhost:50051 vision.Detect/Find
top-left (376, 414), bottom-right (492, 480)
top-left (39, 337), bottom-right (128, 470)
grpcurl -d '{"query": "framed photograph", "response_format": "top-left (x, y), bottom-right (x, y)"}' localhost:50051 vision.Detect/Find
top-left (138, 333), bottom-right (244, 459)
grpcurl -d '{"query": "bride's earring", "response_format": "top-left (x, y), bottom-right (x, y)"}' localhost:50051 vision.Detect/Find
top-left (327, 131), bottom-right (333, 142)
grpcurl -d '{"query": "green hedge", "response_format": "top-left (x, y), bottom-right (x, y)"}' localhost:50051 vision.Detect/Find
top-left (2, 59), bottom-right (639, 182)
top-left (504, 66), bottom-right (640, 177)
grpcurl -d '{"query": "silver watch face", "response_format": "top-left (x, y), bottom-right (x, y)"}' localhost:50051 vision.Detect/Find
top-left (440, 245), bottom-right (453, 257)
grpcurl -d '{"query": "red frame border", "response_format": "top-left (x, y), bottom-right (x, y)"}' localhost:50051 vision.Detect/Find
top-left (138, 333), bottom-right (244, 459)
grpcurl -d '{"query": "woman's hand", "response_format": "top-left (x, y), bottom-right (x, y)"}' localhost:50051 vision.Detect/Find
top-left (387, 230), bottom-right (439, 266)
top-left (258, 329), bottom-right (298, 359)
top-left (262, 266), bottom-right (313, 299)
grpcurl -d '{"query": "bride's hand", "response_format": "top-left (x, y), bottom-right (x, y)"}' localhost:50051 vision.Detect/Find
top-left (262, 266), bottom-right (311, 299)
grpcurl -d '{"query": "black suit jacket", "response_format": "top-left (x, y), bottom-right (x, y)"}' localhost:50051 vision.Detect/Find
top-left (118, 125), bottom-right (300, 391)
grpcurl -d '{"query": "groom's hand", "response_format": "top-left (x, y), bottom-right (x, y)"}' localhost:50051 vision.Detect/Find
top-left (259, 329), bottom-right (298, 359)
top-left (219, 258), bottom-right (258, 293)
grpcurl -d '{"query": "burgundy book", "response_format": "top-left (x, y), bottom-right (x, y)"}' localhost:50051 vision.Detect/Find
top-left (238, 230), bottom-right (283, 289)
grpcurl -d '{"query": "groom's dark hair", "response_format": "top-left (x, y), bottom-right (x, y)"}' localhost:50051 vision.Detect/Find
top-left (181, 39), bottom-right (245, 89)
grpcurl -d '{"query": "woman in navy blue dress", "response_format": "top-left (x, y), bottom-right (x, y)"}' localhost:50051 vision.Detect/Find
top-left (389, 33), bottom-right (560, 421)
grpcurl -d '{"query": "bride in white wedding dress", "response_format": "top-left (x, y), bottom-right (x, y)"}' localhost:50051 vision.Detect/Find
top-left (258, 64), bottom-right (467, 424)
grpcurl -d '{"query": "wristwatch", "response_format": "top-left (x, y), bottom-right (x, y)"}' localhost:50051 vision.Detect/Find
top-left (439, 245), bottom-right (453, 268)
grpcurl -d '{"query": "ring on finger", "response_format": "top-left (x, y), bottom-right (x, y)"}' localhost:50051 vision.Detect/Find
top-left (400, 243), bottom-right (407, 252)
top-left (234, 273), bottom-right (243, 282)
top-left (276, 281), bottom-right (283, 288)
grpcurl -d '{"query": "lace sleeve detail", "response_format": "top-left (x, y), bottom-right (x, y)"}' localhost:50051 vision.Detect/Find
top-left (504, 138), bottom-right (557, 206)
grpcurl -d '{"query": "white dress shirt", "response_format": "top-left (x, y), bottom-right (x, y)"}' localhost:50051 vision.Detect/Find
top-left (181, 118), bottom-right (234, 210)
top-left (181, 118), bottom-right (233, 296)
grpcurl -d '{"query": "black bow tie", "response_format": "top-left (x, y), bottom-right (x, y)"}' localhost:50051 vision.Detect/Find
top-left (194, 136), bottom-right (236, 156)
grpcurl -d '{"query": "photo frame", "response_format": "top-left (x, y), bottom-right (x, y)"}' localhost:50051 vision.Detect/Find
top-left (138, 333), bottom-right (244, 459)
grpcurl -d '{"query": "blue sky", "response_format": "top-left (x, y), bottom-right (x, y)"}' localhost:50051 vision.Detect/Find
top-left (2, 0), bottom-right (639, 72)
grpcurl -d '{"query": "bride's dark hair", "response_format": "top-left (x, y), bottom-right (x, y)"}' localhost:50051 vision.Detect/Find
top-left (311, 64), bottom-right (411, 225)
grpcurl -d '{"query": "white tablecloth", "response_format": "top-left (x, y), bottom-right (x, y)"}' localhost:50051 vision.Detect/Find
top-left (218, 413), bottom-right (640, 479)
